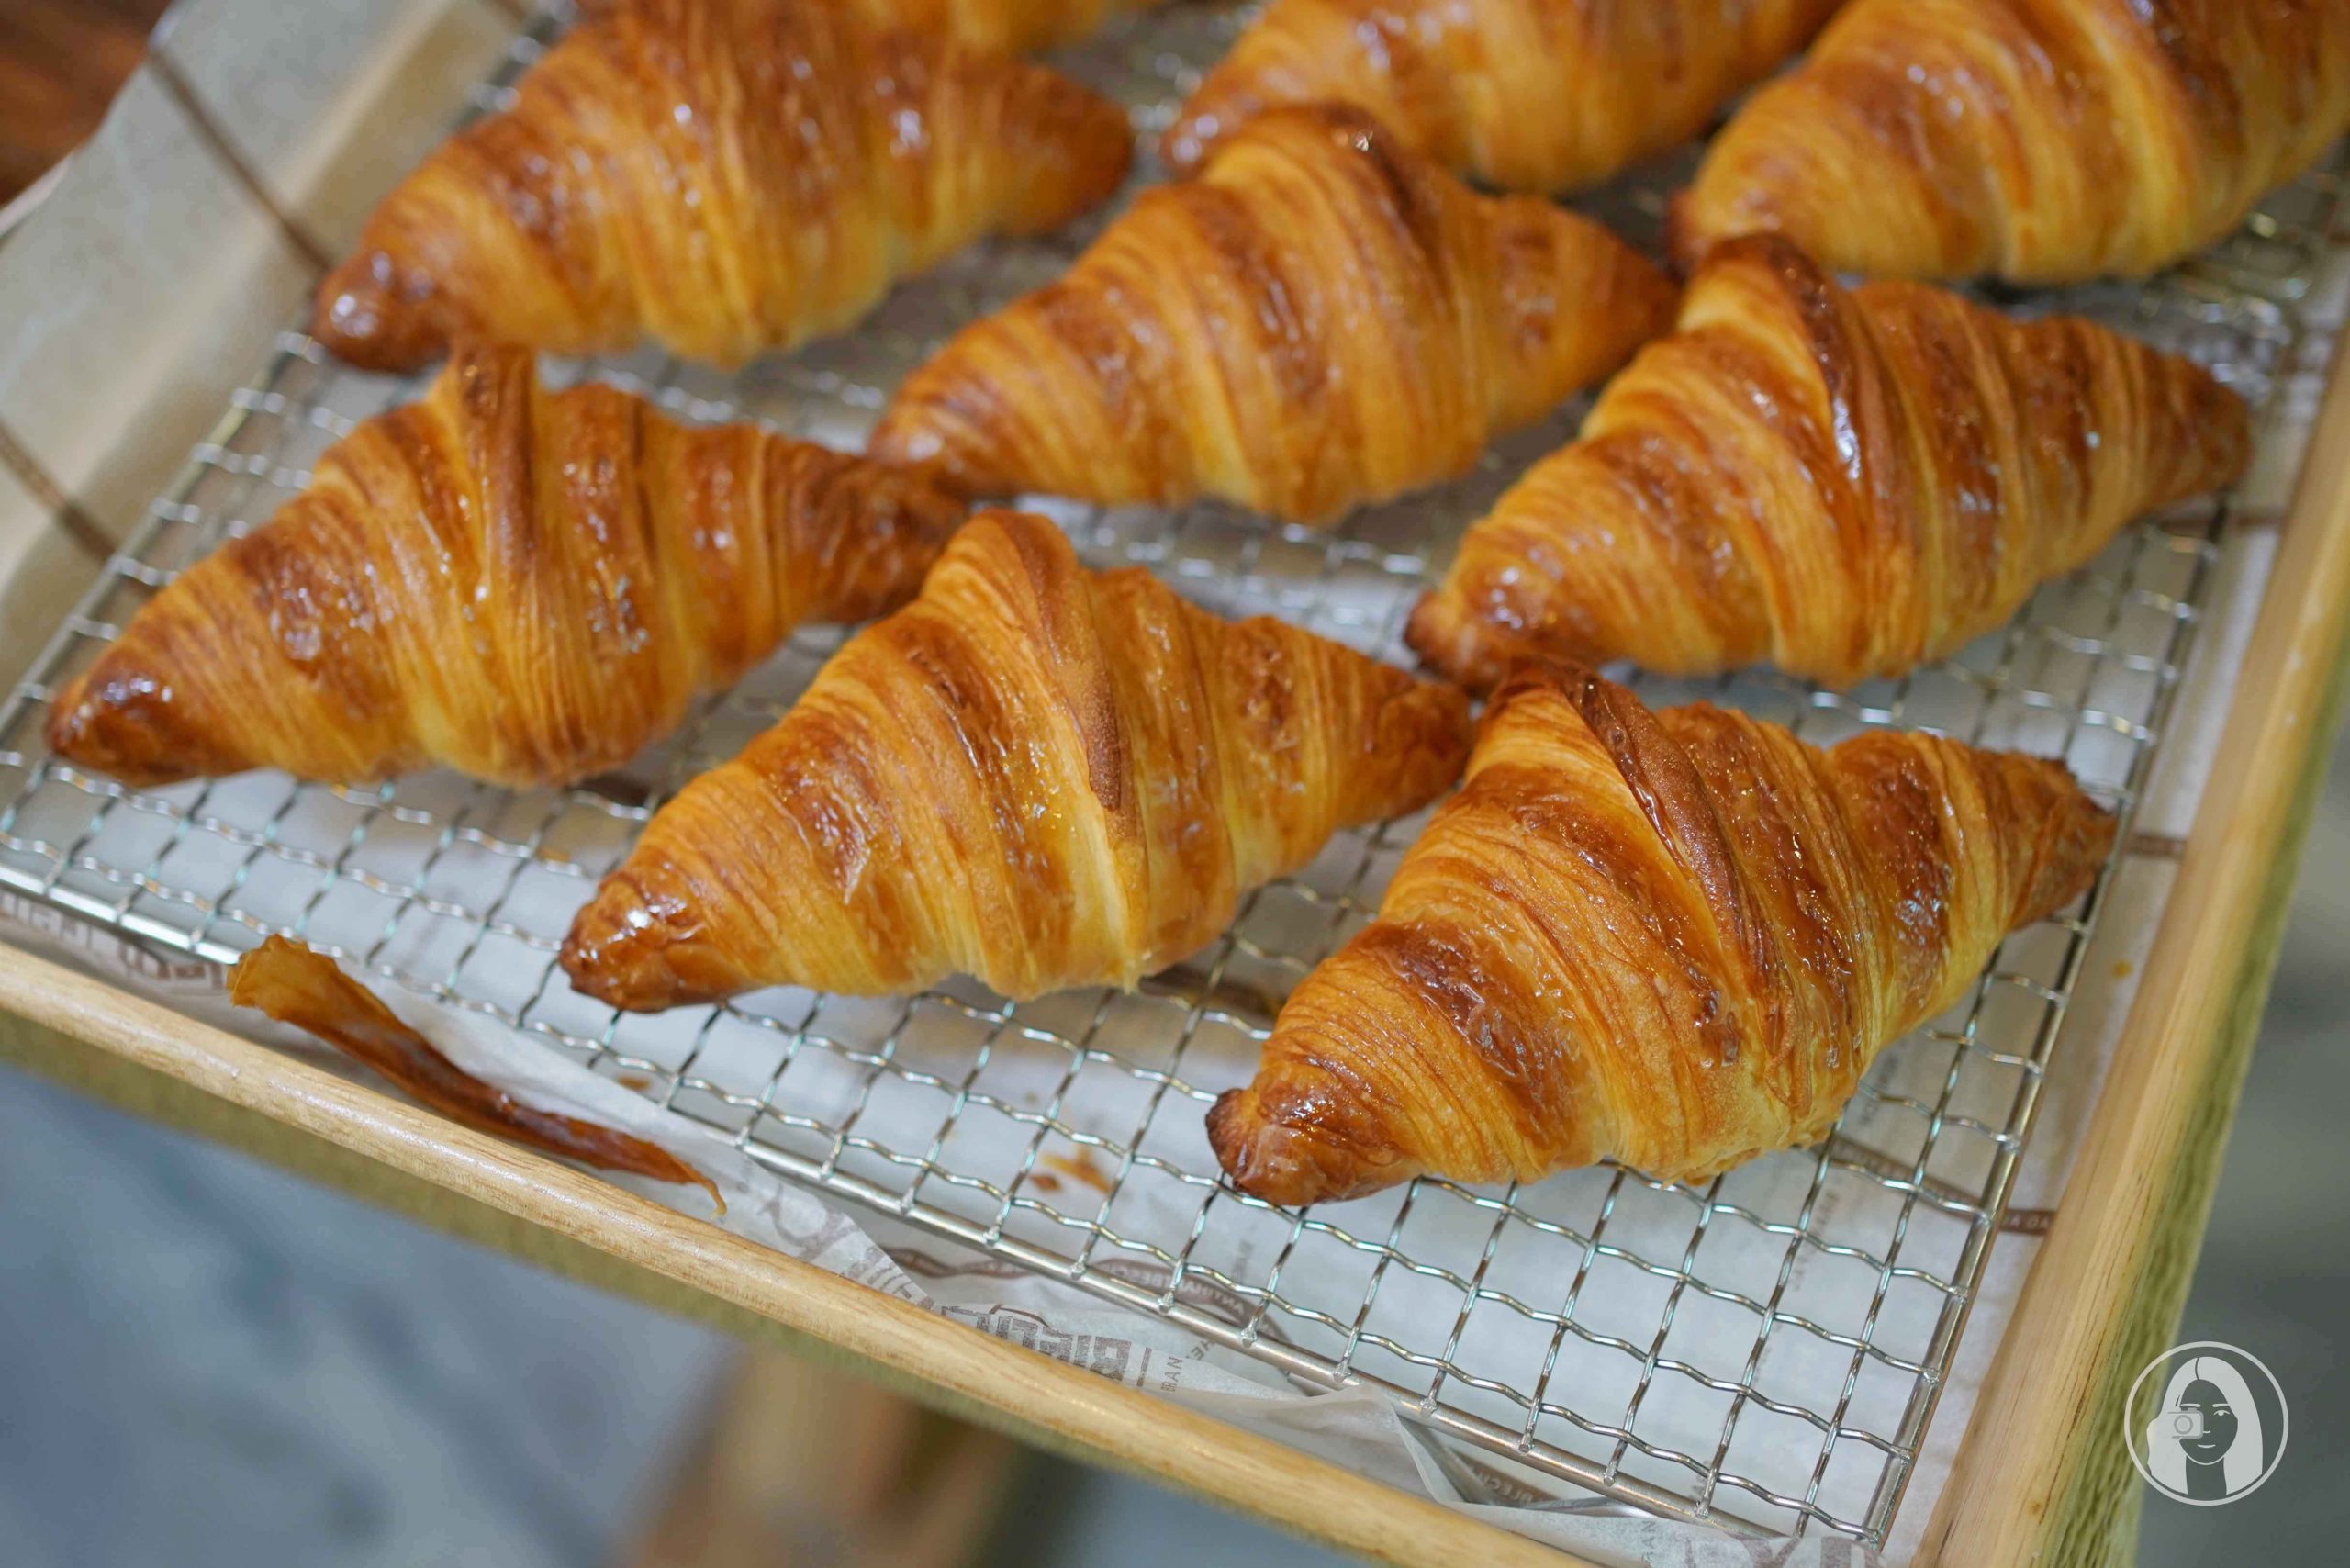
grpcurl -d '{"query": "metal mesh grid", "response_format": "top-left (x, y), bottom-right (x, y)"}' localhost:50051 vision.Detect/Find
top-left (2, 1), bottom-right (2344, 1545)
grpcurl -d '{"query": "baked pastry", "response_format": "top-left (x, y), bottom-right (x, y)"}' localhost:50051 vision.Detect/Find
top-left (1407, 236), bottom-right (2250, 690)
top-left (834, 0), bottom-right (1168, 53)
top-left (47, 346), bottom-right (964, 789)
top-left (231, 935), bottom-right (718, 1205)
top-left (312, 0), bottom-right (1133, 371)
top-left (1161, 0), bottom-right (1846, 191)
top-left (562, 510), bottom-right (1473, 1009)
top-left (1673, 0), bottom-right (2350, 283)
top-left (867, 105), bottom-right (1676, 524)
top-left (1211, 662), bottom-right (2115, 1205)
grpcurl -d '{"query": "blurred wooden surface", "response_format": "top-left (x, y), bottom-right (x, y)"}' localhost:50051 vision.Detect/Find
top-left (0, 0), bottom-right (172, 204)
top-left (627, 1348), bottom-right (1019, 1568)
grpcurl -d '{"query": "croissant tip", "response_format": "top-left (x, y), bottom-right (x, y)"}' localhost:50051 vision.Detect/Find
top-left (863, 413), bottom-right (1017, 504)
top-left (1423, 674), bottom-right (1475, 728)
top-left (310, 252), bottom-right (451, 374)
top-left (555, 930), bottom-right (655, 1014)
top-left (2206, 373), bottom-right (2256, 484)
top-left (986, 65), bottom-right (1136, 233)
top-left (43, 664), bottom-right (203, 789)
top-left (2049, 756), bottom-right (2121, 884)
top-left (1659, 192), bottom-right (1715, 279)
top-left (558, 879), bottom-right (735, 1014)
top-left (1155, 116), bottom-right (1216, 177)
top-left (1206, 1087), bottom-right (1303, 1205)
top-left (1208, 1086), bottom-right (1404, 1209)
top-left (1402, 592), bottom-right (1504, 695)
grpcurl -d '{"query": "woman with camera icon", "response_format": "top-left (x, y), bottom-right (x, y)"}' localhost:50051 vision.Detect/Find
top-left (2142, 1353), bottom-right (2269, 1503)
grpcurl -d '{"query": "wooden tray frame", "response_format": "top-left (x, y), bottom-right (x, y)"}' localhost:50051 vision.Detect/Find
top-left (6, 338), bottom-right (2346, 1566)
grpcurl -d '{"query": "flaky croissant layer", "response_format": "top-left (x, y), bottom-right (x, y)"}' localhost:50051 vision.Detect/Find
top-left (1163, 0), bottom-right (1845, 191)
top-left (313, 0), bottom-right (1133, 371)
top-left (1673, 0), bottom-right (2350, 283)
top-left (831, 0), bottom-right (1169, 54)
top-left (47, 346), bottom-right (965, 789)
top-left (562, 510), bottom-right (1472, 1009)
top-left (1409, 236), bottom-right (2250, 690)
top-left (867, 104), bottom-right (1677, 524)
top-left (1211, 664), bottom-right (2116, 1206)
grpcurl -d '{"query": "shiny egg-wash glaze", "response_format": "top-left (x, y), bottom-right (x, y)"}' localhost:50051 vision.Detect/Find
top-left (45, 347), bottom-right (966, 789)
top-left (561, 510), bottom-right (1473, 1010)
top-left (867, 105), bottom-right (1677, 525)
top-left (1211, 662), bottom-right (2116, 1207)
top-left (1162, 0), bottom-right (1845, 192)
top-left (829, 0), bottom-right (1173, 54)
top-left (1407, 237), bottom-right (2251, 691)
top-left (1673, 0), bottom-right (2350, 283)
top-left (311, 0), bottom-right (1133, 371)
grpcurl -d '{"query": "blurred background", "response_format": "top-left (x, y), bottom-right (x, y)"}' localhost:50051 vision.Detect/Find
top-left (1, 6), bottom-right (2343, 1565)
top-left (0, 3), bottom-right (155, 212)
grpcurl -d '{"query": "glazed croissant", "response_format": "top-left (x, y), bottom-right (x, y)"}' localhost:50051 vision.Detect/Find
top-left (561, 510), bottom-right (1473, 1009)
top-left (1211, 663), bottom-right (2117, 1205)
top-left (312, 0), bottom-right (1133, 372)
top-left (829, 0), bottom-right (1168, 53)
top-left (1161, 0), bottom-right (1846, 191)
top-left (867, 105), bottom-right (1677, 524)
top-left (1673, 0), bottom-right (2350, 283)
top-left (1408, 237), bottom-right (2251, 691)
top-left (46, 346), bottom-right (965, 790)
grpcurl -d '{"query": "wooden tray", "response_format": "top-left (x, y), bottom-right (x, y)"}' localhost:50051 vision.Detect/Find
top-left (4, 3), bottom-right (2348, 1562)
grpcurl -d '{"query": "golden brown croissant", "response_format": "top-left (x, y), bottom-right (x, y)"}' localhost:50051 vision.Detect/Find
top-left (1161, 0), bottom-right (1846, 190)
top-left (46, 346), bottom-right (965, 790)
top-left (827, 0), bottom-right (1168, 53)
top-left (1211, 662), bottom-right (2117, 1205)
top-left (1672, 0), bottom-right (2350, 283)
top-left (866, 105), bottom-right (1677, 524)
top-left (311, 0), bottom-right (1134, 372)
top-left (1407, 236), bottom-right (2251, 691)
top-left (561, 510), bottom-right (1473, 1009)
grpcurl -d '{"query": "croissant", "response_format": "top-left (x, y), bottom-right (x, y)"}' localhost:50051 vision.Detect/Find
top-left (1211, 662), bottom-right (2117, 1205)
top-left (561, 510), bottom-right (1473, 1009)
top-left (1672, 0), bottom-right (2350, 283)
top-left (828, 0), bottom-right (1168, 53)
top-left (1407, 236), bottom-right (2251, 691)
top-left (311, 0), bottom-right (1133, 372)
top-left (1160, 0), bottom-right (1846, 191)
top-left (46, 346), bottom-right (965, 790)
top-left (866, 105), bottom-right (1677, 524)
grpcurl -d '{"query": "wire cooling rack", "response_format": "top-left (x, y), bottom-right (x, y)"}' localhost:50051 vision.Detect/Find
top-left (4, 1), bottom-right (2345, 1547)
